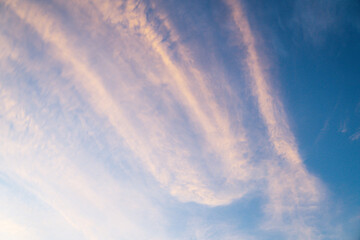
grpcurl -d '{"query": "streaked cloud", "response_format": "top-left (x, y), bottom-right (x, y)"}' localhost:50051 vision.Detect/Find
top-left (350, 130), bottom-right (360, 141)
top-left (0, 0), bottom-right (346, 239)
top-left (292, 0), bottom-right (355, 44)
top-left (338, 120), bottom-right (348, 133)
top-left (223, 0), bottom-right (324, 238)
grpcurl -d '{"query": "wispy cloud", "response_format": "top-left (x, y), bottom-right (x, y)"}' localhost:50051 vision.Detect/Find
top-left (224, 0), bottom-right (324, 238)
top-left (0, 0), bottom-right (339, 239)
top-left (292, 0), bottom-right (351, 44)
top-left (350, 130), bottom-right (360, 141)
top-left (0, 77), bottom-right (167, 239)
top-left (338, 120), bottom-right (348, 133)
top-left (3, 0), bottom-right (259, 206)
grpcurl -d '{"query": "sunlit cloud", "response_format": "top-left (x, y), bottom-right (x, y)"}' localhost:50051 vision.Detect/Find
top-left (0, 0), bottom-right (350, 239)
top-left (224, 0), bottom-right (324, 237)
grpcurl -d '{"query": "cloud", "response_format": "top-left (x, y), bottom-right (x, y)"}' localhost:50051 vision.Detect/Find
top-left (223, 0), bottom-right (324, 238)
top-left (2, 0), bottom-right (258, 207)
top-left (338, 120), bottom-right (348, 133)
top-left (350, 130), bottom-right (360, 141)
top-left (292, 0), bottom-right (359, 44)
top-left (0, 218), bottom-right (36, 240)
top-left (0, 0), bottom-right (338, 239)
top-left (0, 77), bottom-right (168, 239)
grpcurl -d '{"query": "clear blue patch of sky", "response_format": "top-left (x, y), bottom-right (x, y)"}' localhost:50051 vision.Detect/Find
top-left (241, 0), bottom-right (360, 235)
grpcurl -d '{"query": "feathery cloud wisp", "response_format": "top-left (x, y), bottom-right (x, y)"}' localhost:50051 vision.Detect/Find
top-left (224, 0), bottom-right (323, 237)
top-left (0, 0), bottom-right (334, 239)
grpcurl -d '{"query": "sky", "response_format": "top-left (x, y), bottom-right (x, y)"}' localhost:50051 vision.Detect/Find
top-left (0, 0), bottom-right (359, 239)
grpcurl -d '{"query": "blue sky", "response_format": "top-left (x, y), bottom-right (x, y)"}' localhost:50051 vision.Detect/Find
top-left (0, 0), bottom-right (359, 239)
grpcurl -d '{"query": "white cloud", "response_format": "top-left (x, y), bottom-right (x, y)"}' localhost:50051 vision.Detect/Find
top-left (0, 0), bottom-right (336, 239)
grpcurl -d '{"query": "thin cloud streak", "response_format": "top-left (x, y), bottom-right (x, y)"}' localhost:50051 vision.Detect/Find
top-left (224, 0), bottom-right (323, 238)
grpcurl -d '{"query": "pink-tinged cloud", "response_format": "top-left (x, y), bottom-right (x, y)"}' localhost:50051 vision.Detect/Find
top-left (224, 0), bottom-right (323, 238)
top-left (350, 130), bottom-right (360, 141)
top-left (3, 0), bottom-right (256, 206)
